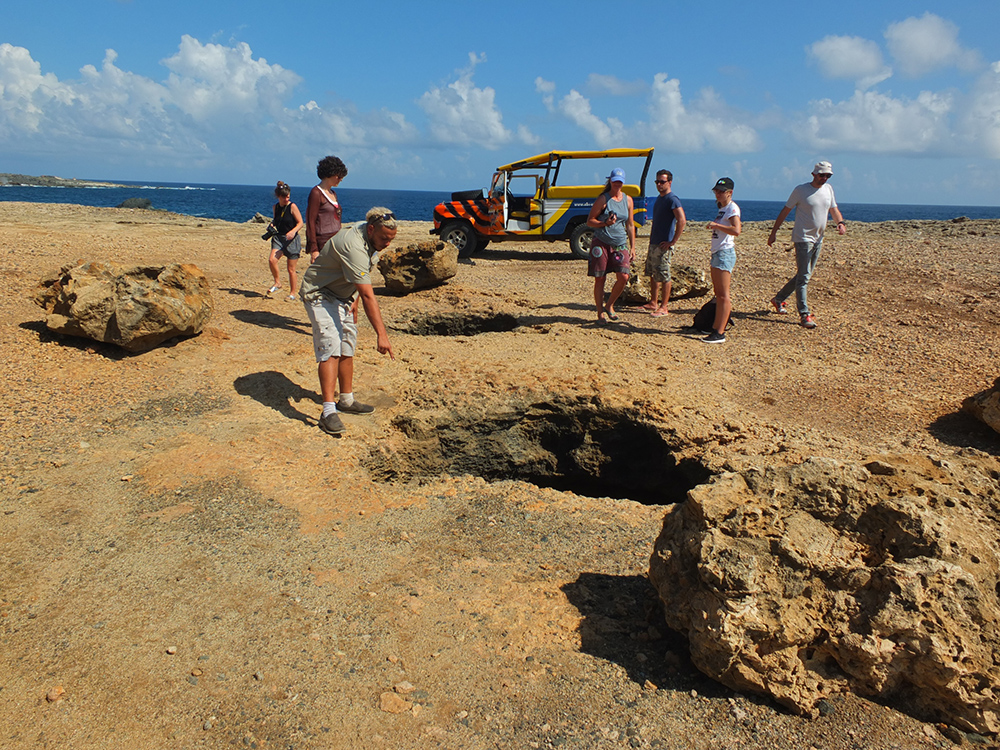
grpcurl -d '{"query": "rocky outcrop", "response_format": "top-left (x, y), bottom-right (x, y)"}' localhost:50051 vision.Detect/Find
top-left (0, 173), bottom-right (126, 188)
top-left (622, 262), bottom-right (709, 305)
top-left (116, 198), bottom-right (153, 209)
top-left (377, 240), bottom-right (458, 294)
top-left (648, 455), bottom-right (1000, 734)
top-left (34, 262), bottom-right (213, 352)
top-left (963, 377), bottom-right (1000, 434)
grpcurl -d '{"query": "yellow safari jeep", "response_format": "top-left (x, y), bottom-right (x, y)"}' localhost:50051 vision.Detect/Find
top-left (431, 148), bottom-right (654, 258)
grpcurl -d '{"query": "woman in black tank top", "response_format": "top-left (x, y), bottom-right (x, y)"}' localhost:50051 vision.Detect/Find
top-left (266, 181), bottom-right (304, 301)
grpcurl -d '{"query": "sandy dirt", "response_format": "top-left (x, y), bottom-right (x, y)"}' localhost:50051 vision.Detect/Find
top-left (1, 202), bottom-right (999, 749)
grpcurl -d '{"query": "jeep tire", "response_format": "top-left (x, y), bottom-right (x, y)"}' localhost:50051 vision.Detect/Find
top-left (440, 221), bottom-right (479, 258)
top-left (569, 223), bottom-right (593, 260)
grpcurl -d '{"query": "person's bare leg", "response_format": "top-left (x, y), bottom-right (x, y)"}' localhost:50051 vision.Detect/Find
top-left (710, 268), bottom-right (732, 334)
top-left (605, 273), bottom-right (629, 317)
top-left (337, 356), bottom-right (354, 397)
top-left (654, 280), bottom-right (672, 314)
top-left (287, 257), bottom-right (299, 296)
top-left (318, 356), bottom-right (339, 403)
top-left (594, 277), bottom-right (607, 321)
top-left (268, 249), bottom-right (281, 287)
top-left (643, 279), bottom-right (659, 310)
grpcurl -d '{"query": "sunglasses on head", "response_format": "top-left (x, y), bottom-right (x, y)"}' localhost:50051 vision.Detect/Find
top-left (374, 212), bottom-right (395, 222)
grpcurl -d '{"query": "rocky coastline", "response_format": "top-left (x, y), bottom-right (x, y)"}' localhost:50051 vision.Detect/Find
top-left (0, 172), bottom-right (127, 188)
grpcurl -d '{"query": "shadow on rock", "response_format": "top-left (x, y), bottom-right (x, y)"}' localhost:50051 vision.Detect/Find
top-left (230, 309), bottom-right (310, 334)
top-left (234, 371), bottom-right (318, 424)
top-left (19, 320), bottom-right (152, 359)
top-left (928, 411), bottom-right (1000, 455)
top-left (561, 572), bottom-right (725, 697)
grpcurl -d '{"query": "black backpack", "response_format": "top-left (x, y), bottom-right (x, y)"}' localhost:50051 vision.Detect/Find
top-left (693, 299), bottom-right (735, 333)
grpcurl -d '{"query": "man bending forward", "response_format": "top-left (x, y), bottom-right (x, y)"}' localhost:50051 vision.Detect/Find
top-left (300, 207), bottom-right (397, 435)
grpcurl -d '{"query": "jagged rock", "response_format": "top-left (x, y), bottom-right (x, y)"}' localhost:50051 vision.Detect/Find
top-left (249, 212), bottom-right (270, 224)
top-left (116, 197), bottom-right (152, 209)
top-left (34, 262), bottom-right (213, 352)
top-left (648, 455), bottom-right (1000, 734)
top-left (962, 377), bottom-right (1000, 435)
top-left (377, 240), bottom-right (458, 294)
top-left (622, 261), bottom-right (709, 305)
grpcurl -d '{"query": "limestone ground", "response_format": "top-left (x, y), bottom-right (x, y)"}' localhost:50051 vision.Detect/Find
top-left (1, 203), bottom-right (999, 749)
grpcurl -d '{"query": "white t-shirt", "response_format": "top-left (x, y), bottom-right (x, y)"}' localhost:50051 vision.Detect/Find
top-left (786, 182), bottom-right (837, 244)
top-left (710, 201), bottom-right (741, 253)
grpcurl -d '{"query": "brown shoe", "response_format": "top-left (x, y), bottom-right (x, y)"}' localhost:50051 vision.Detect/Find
top-left (337, 400), bottom-right (375, 415)
top-left (318, 412), bottom-right (346, 435)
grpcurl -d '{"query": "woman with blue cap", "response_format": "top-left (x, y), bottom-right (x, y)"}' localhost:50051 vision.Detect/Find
top-left (585, 167), bottom-right (635, 323)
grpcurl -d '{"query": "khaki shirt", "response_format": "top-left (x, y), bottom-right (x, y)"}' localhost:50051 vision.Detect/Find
top-left (300, 222), bottom-right (379, 303)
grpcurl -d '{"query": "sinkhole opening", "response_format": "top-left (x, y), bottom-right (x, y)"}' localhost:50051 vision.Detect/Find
top-left (364, 400), bottom-right (711, 505)
top-left (392, 312), bottom-right (519, 336)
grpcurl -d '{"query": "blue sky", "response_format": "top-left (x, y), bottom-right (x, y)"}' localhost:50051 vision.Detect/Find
top-left (3, 1), bottom-right (1000, 205)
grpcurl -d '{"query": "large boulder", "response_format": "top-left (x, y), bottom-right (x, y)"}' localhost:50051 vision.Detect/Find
top-left (648, 455), bottom-right (1000, 734)
top-left (963, 376), bottom-right (1000, 434)
top-left (621, 262), bottom-right (709, 305)
top-left (377, 240), bottom-right (458, 294)
top-left (34, 262), bottom-right (213, 352)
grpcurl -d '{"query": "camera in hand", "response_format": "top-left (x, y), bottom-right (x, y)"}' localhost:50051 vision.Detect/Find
top-left (262, 224), bottom-right (279, 241)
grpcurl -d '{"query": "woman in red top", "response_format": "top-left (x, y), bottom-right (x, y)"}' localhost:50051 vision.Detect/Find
top-left (306, 155), bottom-right (348, 262)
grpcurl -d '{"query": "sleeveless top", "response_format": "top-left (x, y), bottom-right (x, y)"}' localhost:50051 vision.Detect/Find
top-left (272, 202), bottom-right (298, 235)
top-left (593, 192), bottom-right (629, 247)
top-left (307, 185), bottom-right (343, 254)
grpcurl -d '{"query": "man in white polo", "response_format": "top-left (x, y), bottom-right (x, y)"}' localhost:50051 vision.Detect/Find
top-left (300, 207), bottom-right (397, 435)
top-left (767, 161), bottom-right (846, 329)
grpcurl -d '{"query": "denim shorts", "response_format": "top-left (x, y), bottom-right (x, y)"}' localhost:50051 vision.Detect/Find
top-left (710, 247), bottom-right (736, 273)
top-left (272, 233), bottom-right (302, 259)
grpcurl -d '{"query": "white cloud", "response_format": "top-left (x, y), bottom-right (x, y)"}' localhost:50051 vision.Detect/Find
top-left (161, 35), bottom-right (300, 123)
top-left (586, 74), bottom-right (646, 97)
top-left (957, 62), bottom-right (1000, 158)
top-left (644, 74), bottom-right (762, 153)
top-left (885, 13), bottom-right (981, 78)
top-left (417, 53), bottom-right (512, 148)
top-left (534, 77), bottom-right (556, 94)
top-left (544, 73), bottom-right (761, 153)
top-left (535, 76), bottom-right (556, 111)
top-left (0, 43), bottom-right (77, 134)
top-left (557, 89), bottom-right (623, 144)
top-left (796, 89), bottom-right (954, 154)
top-left (808, 35), bottom-right (892, 90)
top-left (0, 38), bottom-right (421, 174)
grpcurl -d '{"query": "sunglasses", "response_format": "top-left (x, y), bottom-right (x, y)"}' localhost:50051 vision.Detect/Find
top-left (655, 179), bottom-right (669, 184)
top-left (373, 212), bottom-right (396, 222)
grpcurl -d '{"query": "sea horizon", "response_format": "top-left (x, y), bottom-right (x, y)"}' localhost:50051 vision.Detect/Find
top-left (2, 177), bottom-right (999, 225)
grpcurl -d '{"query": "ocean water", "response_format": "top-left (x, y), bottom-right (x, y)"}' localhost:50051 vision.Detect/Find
top-left (1, 180), bottom-right (998, 224)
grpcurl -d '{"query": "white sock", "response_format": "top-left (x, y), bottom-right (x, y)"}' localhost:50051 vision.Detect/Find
top-left (339, 392), bottom-right (355, 407)
top-left (322, 402), bottom-right (337, 417)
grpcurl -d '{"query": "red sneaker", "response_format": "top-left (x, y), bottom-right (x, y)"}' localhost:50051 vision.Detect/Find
top-left (801, 314), bottom-right (817, 329)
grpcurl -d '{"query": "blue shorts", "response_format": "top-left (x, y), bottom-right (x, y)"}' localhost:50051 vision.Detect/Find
top-left (710, 247), bottom-right (736, 273)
